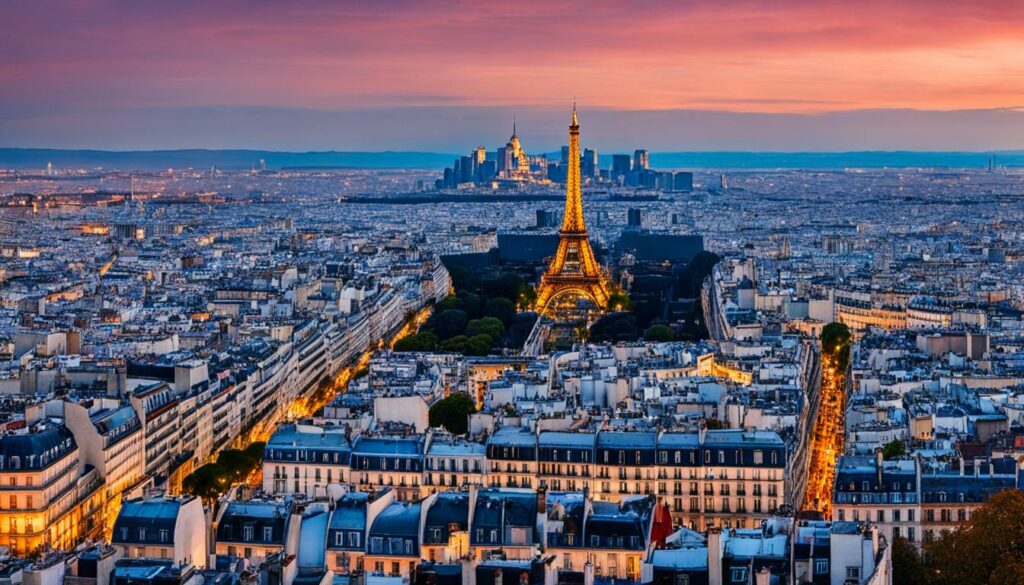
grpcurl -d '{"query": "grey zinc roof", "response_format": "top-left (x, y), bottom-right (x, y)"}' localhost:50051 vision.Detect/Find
top-left (538, 432), bottom-right (597, 448)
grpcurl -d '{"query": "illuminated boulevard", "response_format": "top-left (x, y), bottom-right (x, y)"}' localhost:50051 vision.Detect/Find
top-left (245, 304), bottom-right (434, 447)
top-left (801, 351), bottom-right (846, 516)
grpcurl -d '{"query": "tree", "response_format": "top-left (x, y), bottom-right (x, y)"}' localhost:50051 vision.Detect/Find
top-left (924, 489), bottom-right (1024, 585)
top-left (183, 463), bottom-right (228, 501)
top-left (645, 324), bottom-right (675, 342)
top-left (820, 322), bottom-right (852, 369)
top-left (394, 331), bottom-right (438, 352)
top-left (607, 290), bottom-right (633, 311)
top-left (892, 534), bottom-right (927, 585)
top-left (429, 394), bottom-right (477, 435)
top-left (517, 286), bottom-right (538, 311)
top-left (882, 439), bottom-right (906, 460)
top-left (889, 489), bottom-right (1024, 585)
top-left (245, 441), bottom-right (267, 463)
top-left (440, 335), bottom-right (471, 353)
top-left (433, 309), bottom-right (468, 340)
top-left (467, 317), bottom-right (504, 340)
top-left (589, 312), bottom-right (639, 342)
top-left (483, 297), bottom-right (516, 327)
top-left (482, 273), bottom-right (525, 303)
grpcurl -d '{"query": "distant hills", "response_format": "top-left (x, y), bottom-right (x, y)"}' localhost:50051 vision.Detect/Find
top-left (1, 147), bottom-right (1022, 171)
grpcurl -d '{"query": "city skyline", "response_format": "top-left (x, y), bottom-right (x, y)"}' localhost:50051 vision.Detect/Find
top-left (3, 0), bottom-right (1024, 151)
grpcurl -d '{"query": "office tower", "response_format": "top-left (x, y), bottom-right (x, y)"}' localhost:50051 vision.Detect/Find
top-left (627, 208), bottom-right (643, 227)
top-left (443, 167), bottom-right (454, 188)
top-left (474, 146), bottom-right (486, 165)
top-left (453, 159), bottom-right (462, 184)
top-left (46, 161), bottom-right (53, 176)
top-left (259, 159), bottom-right (267, 171)
top-left (496, 147), bottom-right (508, 173)
top-left (582, 148), bottom-right (598, 178)
top-left (460, 156), bottom-right (473, 183)
top-left (633, 149), bottom-right (650, 171)
top-left (480, 160), bottom-right (496, 180)
top-left (673, 172), bottom-right (694, 192)
top-left (560, 146), bottom-right (570, 166)
top-left (547, 162), bottom-right (561, 183)
top-left (720, 174), bottom-right (729, 190)
top-left (611, 155), bottom-right (632, 179)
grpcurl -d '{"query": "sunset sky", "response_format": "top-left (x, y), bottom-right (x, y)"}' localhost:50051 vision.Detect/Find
top-left (2, 0), bottom-right (1023, 151)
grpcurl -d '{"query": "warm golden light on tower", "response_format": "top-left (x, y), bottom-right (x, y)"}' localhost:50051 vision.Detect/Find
top-left (534, 105), bottom-right (610, 317)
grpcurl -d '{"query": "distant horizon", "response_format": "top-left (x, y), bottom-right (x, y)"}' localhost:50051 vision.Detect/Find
top-left (3, 146), bottom-right (1022, 171)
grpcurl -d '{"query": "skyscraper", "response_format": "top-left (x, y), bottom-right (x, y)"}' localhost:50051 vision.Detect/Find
top-left (611, 155), bottom-right (632, 179)
top-left (633, 149), bottom-right (650, 171)
top-left (582, 148), bottom-right (598, 177)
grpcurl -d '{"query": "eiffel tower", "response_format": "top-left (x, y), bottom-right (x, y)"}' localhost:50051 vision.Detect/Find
top-left (534, 105), bottom-right (610, 317)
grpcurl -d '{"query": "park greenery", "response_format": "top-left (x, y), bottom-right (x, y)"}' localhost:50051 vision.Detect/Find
top-left (182, 441), bottom-right (265, 501)
top-left (428, 394), bottom-right (477, 435)
top-left (589, 251), bottom-right (720, 343)
top-left (644, 324), bottom-right (675, 342)
top-left (893, 488), bottom-right (1024, 585)
top-left (394, 270), bottom-right (537, 355)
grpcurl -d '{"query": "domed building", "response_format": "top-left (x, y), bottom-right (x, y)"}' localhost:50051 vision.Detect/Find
top-left (502, 121), bottom-right (533, 179)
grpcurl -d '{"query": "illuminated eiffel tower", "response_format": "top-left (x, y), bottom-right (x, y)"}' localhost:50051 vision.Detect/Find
top-left (534, 105), bottom-right (610, 317)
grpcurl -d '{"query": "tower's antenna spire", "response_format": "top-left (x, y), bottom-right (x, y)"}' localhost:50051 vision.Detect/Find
top-left (513, 116), bottom-right (517, 137)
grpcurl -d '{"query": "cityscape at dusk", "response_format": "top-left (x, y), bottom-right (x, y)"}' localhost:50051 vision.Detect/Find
top-left (1, 3), bottom-right (1023, 585)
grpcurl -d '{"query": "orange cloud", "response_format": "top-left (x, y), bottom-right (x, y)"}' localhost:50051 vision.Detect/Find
top-left (1, 0), bottom-right (1022, 114)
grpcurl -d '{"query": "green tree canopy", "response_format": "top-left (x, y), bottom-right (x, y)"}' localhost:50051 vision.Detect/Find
top-left (893, 489), bottom-right (1024, 585)
top-left (467, 317), bottom-right (504, 340)
top-left (820, 321), bottom-right (853, 369)
top-left (394, 331), bottom-right (439, 352)
top-left (607, 291), bottom-right (633, 312)
top-left (428, 394), bottom-right (477, 435)
top-left (433, 309), bottom-right (468, 340)
top-left (882, 439), bottom-right (906, 460)
top-left (182, 463), bottom-right (228, 501)
top-left (645, 324), bottom-right (675, 342)
top-left (483, 297), bottom-right (517, 327)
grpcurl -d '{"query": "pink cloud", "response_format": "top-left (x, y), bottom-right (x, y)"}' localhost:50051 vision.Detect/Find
top-left (1, 0), bottom-right (1022, 115)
